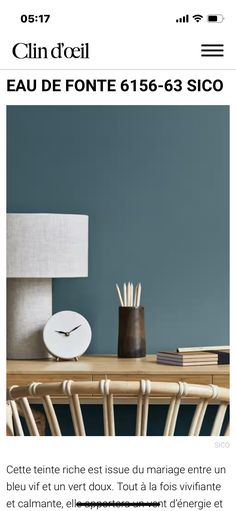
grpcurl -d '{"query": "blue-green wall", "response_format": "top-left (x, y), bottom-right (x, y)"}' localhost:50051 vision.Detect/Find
top-left (7, 106), bottom-right (229, 353)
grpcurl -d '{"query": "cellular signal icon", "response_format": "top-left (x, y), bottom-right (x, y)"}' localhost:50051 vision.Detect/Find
top-left (176, 14), bottom-right (189, 23)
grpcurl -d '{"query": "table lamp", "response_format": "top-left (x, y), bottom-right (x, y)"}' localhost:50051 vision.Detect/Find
top-left (7, 213), bottom-right (88, 359)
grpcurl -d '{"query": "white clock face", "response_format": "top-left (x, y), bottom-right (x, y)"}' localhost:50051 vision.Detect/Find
top-left (43, 310), bottom-right (92, 359)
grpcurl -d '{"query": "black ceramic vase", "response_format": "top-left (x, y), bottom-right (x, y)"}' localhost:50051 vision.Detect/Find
top-left (118, 306), bottom-right (146, 358)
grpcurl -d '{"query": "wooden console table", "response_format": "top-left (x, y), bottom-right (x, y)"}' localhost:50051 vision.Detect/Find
top-left (7, 355), bottom-right (229, 401)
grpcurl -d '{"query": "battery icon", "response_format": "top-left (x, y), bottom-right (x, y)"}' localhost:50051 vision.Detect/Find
top-left (207, 14), bottom-right (224, 23)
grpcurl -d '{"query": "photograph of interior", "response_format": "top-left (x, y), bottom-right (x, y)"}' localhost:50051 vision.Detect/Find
top-left (6, 105), bottom-right (229, 436)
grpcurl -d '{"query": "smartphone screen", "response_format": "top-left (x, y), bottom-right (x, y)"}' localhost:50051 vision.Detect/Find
top-left (1, 1), bottom-right (234, 510)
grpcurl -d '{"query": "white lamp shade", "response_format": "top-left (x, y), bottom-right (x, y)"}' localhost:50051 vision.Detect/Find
top-left (7, 213), bottom-right (88, 277)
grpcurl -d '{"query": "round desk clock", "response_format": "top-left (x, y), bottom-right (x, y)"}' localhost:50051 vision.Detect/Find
top-left (43, 310), bottom-right (92, 360)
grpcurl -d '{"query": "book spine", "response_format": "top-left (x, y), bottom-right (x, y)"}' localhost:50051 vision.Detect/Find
top-left (177, 345), bottom-right (229, 353)
top-left (156, 358), bottom-right (217, 362)
top-left (156, 360), bottom-right (217, 366)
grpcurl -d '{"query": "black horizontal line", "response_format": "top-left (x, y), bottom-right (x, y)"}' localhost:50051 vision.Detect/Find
top-left (75, 503), bottom-right (160, 508)
top-left (201, 44), bottom-right (224, 47)
top-left (201, 55), bottom-right (224, 57)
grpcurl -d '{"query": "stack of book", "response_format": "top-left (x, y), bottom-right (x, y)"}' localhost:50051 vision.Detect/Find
top-left (156, 351), bottom-right (218, 366)
top-left (156, 345), bottom-right (229, 366)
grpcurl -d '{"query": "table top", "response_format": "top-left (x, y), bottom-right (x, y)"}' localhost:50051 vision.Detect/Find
top-left (7, 354), bottom-right (229, 376)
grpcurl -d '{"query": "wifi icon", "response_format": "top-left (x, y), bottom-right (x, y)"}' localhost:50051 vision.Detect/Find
top-left (193, 14), bottom-right (203, 22)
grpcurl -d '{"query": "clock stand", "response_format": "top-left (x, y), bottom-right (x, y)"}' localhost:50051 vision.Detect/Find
top-left (55, 356), bottom-right (80, 362)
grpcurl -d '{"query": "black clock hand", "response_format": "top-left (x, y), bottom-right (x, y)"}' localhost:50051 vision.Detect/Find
top-left (55, 325), bottom-right (82, 337)
top-left (68, 324), bottom-right (82, 334)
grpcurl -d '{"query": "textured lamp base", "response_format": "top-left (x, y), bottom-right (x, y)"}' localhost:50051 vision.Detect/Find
top-left (7, 278), bottom-right (52, 359)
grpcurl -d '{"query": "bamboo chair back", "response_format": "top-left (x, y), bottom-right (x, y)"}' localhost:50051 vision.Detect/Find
top-left (7, 380), bottom-right (229, 436)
